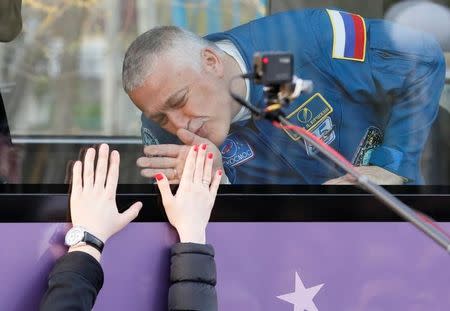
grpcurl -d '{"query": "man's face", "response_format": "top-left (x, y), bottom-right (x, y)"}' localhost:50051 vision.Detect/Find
top-left (129, 50), bottom-right (232, 147)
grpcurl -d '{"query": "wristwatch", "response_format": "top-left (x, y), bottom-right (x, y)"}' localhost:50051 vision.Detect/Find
top-left (64, 226), bottom-right (104, 253)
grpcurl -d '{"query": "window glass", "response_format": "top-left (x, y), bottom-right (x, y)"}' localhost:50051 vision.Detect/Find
top-left (270, 0), bottom-right (450, 185)
top-left (1, 0), bottom-right (449, 186)
top-left (1, 0), bottom-right (267, 136)
top-left (0, 0), bottom-right (267, 184)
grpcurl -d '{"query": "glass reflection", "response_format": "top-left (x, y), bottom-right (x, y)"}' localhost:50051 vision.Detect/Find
top-left (0, 0), bottom-right (449, 186)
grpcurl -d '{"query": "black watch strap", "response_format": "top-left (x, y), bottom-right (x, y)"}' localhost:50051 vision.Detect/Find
top-left (83, 231), bottom-right (104, 253)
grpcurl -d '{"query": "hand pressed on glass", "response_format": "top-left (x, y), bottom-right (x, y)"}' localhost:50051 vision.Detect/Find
top-left (154, 144), bottom-right (222, 244)
top-left (69, 144), bottom-right (143, 259)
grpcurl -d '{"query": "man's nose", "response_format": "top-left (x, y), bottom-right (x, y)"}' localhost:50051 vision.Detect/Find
top-left (166, 111), bottom-right (188, 131)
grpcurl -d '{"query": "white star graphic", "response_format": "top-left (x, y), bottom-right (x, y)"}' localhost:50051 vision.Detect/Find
top-left (277, 272), bottom-right (324, 311)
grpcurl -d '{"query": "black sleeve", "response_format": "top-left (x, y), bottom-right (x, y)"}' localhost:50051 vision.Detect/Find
top-left (169, 243), bottom-right (217, 311)
top-left (0, 93), bottom-right (11, 139)
top-left (0, 0), bottom-right (22, 42)
top-left (40, 251), bottom-right (104, 311)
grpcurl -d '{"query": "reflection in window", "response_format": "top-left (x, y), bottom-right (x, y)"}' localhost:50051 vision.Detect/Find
top-left (1, 0), bottom-right (450, 186)
top-left (0, 0), bottom-right (267, 184)
top-left (1, 0), bottom-right (267, 136)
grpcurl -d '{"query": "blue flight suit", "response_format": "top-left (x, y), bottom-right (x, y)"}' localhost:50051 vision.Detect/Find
top-left (141, 8), bottom-right (446, 184)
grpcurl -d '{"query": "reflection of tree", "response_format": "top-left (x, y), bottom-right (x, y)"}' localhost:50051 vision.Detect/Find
top-left (53, 5), bottom-right (88, 133)
top-left (1, 0), bottom-right (270, 183)
top-left (8, 1), bottom-right (93, 134)
top-left (5, 0), bottom-right (268, 136)
top-left (271, 0), bottom-right (383, 17)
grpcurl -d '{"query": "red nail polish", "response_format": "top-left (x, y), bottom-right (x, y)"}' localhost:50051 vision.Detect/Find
top-left (155, 173), bottom-right (164, 181)
top-left (207, 152), bottom-right (213, 159)
top-left (193, 145), bottom-right (199, 151)
top-left (218, 169), bottom-right (223, 176)
top-left (201, 144), bottom-right (207, 150)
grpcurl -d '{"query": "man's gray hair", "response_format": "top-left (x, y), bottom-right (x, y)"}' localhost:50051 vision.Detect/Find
top-left (122, 26), bottom-right (220, 93)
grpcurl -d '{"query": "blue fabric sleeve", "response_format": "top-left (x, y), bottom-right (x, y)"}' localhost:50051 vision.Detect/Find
top-left (140, 114), bottom-right (180, 145)
top-left (367, 26), bottom-right (446, 182)
top-left (310, 10), bottom-right (446, 183)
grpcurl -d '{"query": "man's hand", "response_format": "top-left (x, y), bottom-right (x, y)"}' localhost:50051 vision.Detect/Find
top-left (154, 144), bottom-right (221, 244)
top-left (137, 128), bottom-right (223, 183)
top-left (323, 166), bottom-right (405, 185)
top-left (70, 144), bottom-right (143, 244)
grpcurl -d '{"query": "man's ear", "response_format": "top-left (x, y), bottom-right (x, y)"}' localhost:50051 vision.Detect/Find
top-left (201, 47), bottom-right (224, 77)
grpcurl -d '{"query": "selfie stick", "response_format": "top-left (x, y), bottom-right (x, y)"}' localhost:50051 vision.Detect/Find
top-left (277, 115), bottom-right (450, 253)
top-left (229, 65), bottom-right (450, 253)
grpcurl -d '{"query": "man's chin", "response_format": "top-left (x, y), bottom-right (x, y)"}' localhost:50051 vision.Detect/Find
top-left (203, 124), bottom-right (230, 147)
top-left (210, 134), bottom-right (228, 147)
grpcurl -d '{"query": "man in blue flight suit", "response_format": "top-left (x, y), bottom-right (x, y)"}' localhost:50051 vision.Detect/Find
top-left (122, 8), bottom-right (445, 185)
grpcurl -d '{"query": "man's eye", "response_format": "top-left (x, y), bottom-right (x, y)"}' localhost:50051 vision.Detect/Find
top-left (174, 98), bottom-right (188, 109)
top-left (170, 93), bottom-right (188, 109)
top-left (153, 115), bottom-right (168, 126)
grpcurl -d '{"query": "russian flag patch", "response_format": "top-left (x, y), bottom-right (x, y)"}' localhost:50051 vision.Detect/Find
top-left (326, 9), bottom-right (367, 62)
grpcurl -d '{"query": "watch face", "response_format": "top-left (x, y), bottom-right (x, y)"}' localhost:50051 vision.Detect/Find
top-left (65, 227), bottom-right (84, 246)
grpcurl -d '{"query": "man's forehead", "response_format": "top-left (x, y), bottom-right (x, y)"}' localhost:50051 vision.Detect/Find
top-left (145, 76), bottom-right (188, 103)
top-left (144, 59), bottom-right (193, 92)
top-left (131, 58), bottom-right (197, 111)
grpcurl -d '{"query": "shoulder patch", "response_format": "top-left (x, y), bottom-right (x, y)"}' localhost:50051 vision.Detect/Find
top-left (284, 93), bottom-right (333, 141)
top-left (326, 9), bottom-right (367, 62)
top-left (304, 117), bottom-right (336, 156)
top-left (352, 126), bottom-right (383, 165)
top-left (220, 133), bottom-right (254, 168)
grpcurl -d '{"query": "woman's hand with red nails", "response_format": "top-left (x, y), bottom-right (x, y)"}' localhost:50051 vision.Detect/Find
top-left (154, 144), bottom-right (222, 244)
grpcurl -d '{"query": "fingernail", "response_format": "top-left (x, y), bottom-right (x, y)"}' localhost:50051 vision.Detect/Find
top-left (218, 169), bottom-right (223, 176)
top-left (207, 152), bottom-right (213, 159)
top-left (154, 173), bottom-right (164, 181)
top-left (193, 145), bottom-right (198, 152)
top-left (201, 144), bottom-right (207, 150)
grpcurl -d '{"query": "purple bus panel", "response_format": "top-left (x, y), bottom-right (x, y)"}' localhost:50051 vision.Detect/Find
top-left (1, 222), bottom-right (450, 310)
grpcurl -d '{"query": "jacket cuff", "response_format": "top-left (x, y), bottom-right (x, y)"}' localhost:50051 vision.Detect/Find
top-left (223, 165), bottom-right (236, 184)
top-left (170, 243), bottom-right (216, 286)
top-left (368, 146), bottom-right (413, 182)
top-left (49, 251), bottom-right (104, 293)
